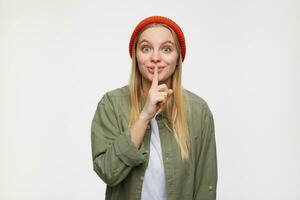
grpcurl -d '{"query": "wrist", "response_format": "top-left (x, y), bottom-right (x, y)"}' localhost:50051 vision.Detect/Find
top-left (138, 112), bottom-right (151, 123)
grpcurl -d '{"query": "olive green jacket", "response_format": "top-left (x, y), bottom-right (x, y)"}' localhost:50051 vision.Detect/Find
top-left (91, 85), bottom-right (218, 200)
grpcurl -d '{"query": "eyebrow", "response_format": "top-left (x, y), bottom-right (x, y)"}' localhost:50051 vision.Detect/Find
top-left (138, 39), bottom-right (175, 46)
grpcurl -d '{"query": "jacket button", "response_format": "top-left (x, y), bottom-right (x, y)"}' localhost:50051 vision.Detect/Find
top-left (208, 185), bottom-right (214, 191)
top-left (140, 176), bottom-right (144, 181)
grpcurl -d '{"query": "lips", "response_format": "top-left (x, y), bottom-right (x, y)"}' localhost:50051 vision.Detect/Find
top-left (147, 67), bottom-right (165, 74)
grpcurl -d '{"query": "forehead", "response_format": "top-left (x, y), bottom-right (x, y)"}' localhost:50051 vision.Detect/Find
top-left (138, 26), bottom-right (175, 44)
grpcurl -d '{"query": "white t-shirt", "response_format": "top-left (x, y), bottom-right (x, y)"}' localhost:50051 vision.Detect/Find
top-left (141, 109), bottom-right (167, 200)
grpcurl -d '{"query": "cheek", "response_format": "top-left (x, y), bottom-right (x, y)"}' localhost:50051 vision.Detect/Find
top-left (164, 55), bottom-right (178, 67)
top-left (136, 54), bottom-right (147, 73)
top-left (136, 54), bottom-right (142, 65)
top-left (164, 52), bottom-right (178, 62)
top-left (136, 52), bottom-right (148, 65)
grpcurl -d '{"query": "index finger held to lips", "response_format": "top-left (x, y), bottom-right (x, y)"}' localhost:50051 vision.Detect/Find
top-left (151, 66), bottom-right (159, 88)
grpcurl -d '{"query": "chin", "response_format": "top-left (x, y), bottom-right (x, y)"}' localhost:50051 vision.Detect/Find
top-left (149, 74), bottom-right (160, 81)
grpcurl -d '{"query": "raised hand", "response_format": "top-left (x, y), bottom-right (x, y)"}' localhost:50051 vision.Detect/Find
top-left (140, 66), bottom-right (173, 121)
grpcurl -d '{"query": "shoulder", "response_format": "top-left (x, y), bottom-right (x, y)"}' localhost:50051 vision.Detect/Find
top-left (98, 85), bottom-right (130, 111)
top-left (183, 88), bottom-right (213, 118)
top-left (99, 85), bottom-right (130, 104)
top-left (183, 88), bottom-right (207, 106)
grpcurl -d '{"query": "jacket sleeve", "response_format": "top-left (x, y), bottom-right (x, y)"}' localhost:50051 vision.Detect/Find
top-left (91, 93), bottom-right (148, 187)
top-left (193, 104), bottom-right (218, 200)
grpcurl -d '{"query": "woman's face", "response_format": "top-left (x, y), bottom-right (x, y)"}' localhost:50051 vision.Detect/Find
top-left (136, 26), bottom-right (179, 85)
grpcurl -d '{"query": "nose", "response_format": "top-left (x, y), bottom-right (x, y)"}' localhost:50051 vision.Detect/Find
top-left (150, 49), bottom-right (161, 63)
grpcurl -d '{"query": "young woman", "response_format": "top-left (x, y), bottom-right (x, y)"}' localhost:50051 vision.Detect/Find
top-left (91, 16), bottom-right (218, 200)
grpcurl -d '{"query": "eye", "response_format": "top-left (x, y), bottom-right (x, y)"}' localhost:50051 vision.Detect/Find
top-left (163, 46), bottom-right (172, 52)
top-left (141, 46), bottom-right (151, 53)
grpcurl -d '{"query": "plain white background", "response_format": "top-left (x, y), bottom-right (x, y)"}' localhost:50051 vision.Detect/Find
top-left (1, 0), bottom-right (299, 199)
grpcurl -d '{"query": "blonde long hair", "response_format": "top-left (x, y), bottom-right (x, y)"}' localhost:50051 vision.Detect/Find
top-left (128, 23), bottom-right (190, 161)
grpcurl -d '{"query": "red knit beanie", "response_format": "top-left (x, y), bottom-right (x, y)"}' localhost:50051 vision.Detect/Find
top-left (129, 16), bottom-right (186, 62)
